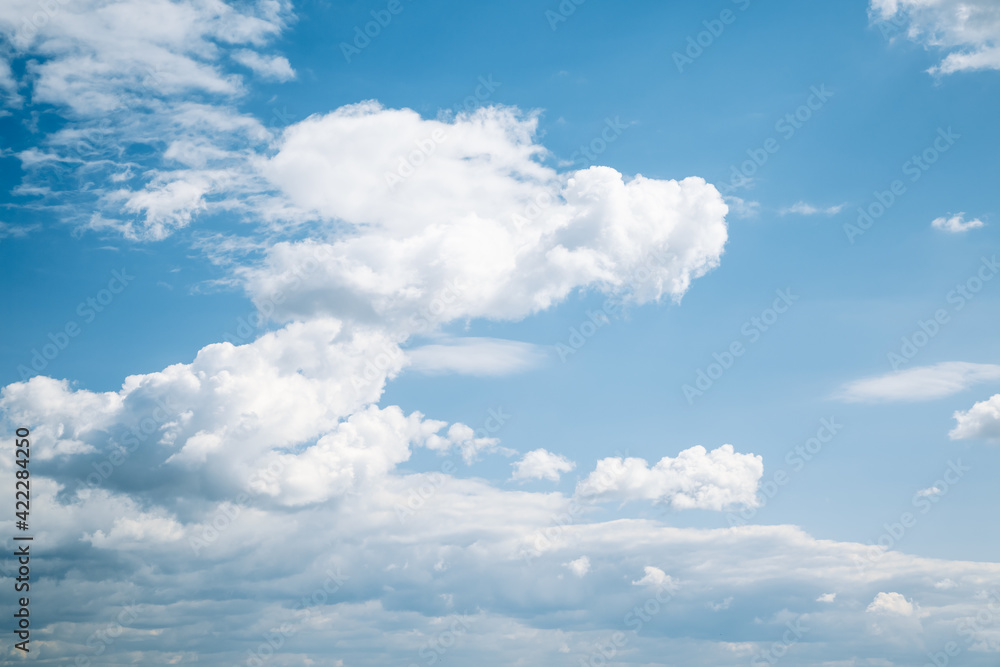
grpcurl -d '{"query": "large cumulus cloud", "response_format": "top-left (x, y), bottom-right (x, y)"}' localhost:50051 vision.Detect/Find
top-left (248, 103), bottom-right (729, 335)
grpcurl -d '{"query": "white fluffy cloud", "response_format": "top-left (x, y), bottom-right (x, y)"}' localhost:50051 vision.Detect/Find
top-left (837, 362), bottom-right (1000, 402)
top-left (950, 393), bottom-right (1000, 441)
top-left (871, 0), bottom-right (1000, 74)
top-left (574, 444), bottom-right (763, 510)
top-left (932, 213), bottom-right (986, 232)
top-left (248, 103), bottom-right (729, 334)
top-left (256, 404), bottom-right (503, 506)
top-left (0, 320), bottom-right (528, 509)
top-left (632, 566), bottom-right (677, 591)
top-left (231, 49), bottom-right (295, 81)
top-left (0, 319), bottom-right (411, 494)
top-left (866, 591), bottom-right (915, 616)
top-left (564, 555), bottom-right (590, 577)
top-left (511, 448), bottom-right (576, 482)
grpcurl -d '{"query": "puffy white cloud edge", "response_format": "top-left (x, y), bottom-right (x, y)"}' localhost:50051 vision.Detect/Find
top-left (871, 0), bottom-right (1000, 74)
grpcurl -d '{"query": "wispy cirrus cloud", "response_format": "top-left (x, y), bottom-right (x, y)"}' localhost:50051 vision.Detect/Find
top-left (780, 201), bottom-right (845, 216)
top-left (0, 0), bottom-right (294, 240)
top-left (836, 362), bottom-right (1000, 402)
top-left (405, 337), bottom-right (547, 377)
top-left (724, 195), bottom-right (760, 218)
top-left (0, 220), bottom-right (37, 239)
top-left (231, 49), bottom-right (296, 81)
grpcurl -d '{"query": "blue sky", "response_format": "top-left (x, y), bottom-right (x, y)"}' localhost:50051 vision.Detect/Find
top-left (2, 0), bottom-right (1000, 665)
